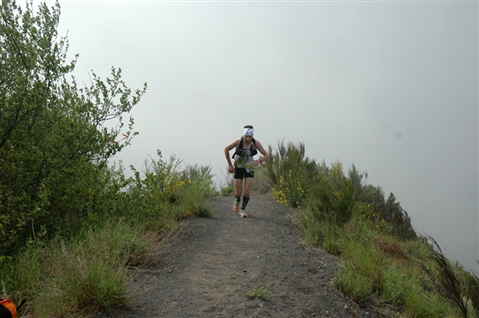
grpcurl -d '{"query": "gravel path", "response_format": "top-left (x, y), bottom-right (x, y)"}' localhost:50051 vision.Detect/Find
top-left (96, 193), bottom-right (378, 318)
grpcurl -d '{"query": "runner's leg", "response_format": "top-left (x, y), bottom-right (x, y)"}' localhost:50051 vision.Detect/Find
top-left (234, 178), bottom-right (243, 199)
top-left (243, 177), bottom-right (254, 198)
top-left (242, 177), bottom-right (254, 209)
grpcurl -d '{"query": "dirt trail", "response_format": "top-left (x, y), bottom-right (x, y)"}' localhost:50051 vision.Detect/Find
top-left (97, 193), bottom-right (378, 318)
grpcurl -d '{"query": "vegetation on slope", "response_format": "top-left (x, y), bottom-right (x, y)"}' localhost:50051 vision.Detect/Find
top-left (0, 1), bottom-right (216, 316)
top-left (257, 140), bottom-right (479, 318)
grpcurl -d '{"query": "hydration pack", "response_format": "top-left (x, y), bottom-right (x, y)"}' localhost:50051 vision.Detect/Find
top-left (232, 136), bottom-right (258, 159)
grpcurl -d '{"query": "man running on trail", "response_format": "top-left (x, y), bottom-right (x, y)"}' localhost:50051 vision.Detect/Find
top-left (224, 125), bottom-right (269, 218)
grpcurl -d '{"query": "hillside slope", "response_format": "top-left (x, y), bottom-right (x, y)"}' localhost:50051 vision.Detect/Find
top-left (97, 193), bottom-right (379, 318)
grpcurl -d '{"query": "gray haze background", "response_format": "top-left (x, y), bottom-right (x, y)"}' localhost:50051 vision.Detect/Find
top-left (54, 1), bottom-right (478, 271)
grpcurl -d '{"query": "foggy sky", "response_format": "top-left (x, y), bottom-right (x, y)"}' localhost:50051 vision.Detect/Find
top-left (54, 1), bottom-right (478, 271)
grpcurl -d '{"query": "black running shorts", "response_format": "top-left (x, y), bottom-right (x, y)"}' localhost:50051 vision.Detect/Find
top-left (234, 167), bottom-right (254, 179)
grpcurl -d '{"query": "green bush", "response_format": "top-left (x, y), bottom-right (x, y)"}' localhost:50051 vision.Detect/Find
top-left (0, 0), bottom-right (147, 255)
top-left (264, 140), bottom-right (319, 207)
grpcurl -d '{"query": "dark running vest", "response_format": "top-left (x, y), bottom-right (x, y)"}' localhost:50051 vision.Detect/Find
top-left (232, 136), bottom-right (258, 159)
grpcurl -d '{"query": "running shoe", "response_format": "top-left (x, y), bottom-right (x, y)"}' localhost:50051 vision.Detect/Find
top-left (233, 201), bottom-right (240, 212)
top-left (239, 210), bottom-right (248, 218)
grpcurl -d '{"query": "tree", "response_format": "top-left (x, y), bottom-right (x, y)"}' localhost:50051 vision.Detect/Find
top-left (0, 0), bottom-right (147, 254)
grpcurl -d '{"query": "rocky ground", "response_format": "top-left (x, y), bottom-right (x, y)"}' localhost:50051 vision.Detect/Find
top-left (95, 193), bottom-right (379, 318)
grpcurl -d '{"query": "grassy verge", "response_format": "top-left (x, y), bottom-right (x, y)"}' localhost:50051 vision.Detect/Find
top-left (0, 152), bottom-right (216, 317)
top-left (259, 140), bottom-right (479, 318)
top-left (5, 219), bottom-right (145, 316)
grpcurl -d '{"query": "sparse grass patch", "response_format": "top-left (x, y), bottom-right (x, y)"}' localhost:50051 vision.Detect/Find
top-left (374, 236), bottom-right (407, 261)
top-left (218, 170), bottom-right (235, 197)
top-left (333, 263), bottom-right (373, 306)
top-left (245, 286), bottom-right (272, 301)
top-left (195, 205), bottom-right (213, 218)
top-left (299, 210), bottom-right (344, 256)
top-left (342, 237), bottom-right (385, 291)
top-left (221, 185), bottom-right (234, 197)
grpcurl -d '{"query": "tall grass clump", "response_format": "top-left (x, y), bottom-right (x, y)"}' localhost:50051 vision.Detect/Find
top-left (261, 140), bottom-right (477, 317)
top-left (425, 236), bottom-right (479, 318)
top-left (3, 219), bottom-right (144, 316)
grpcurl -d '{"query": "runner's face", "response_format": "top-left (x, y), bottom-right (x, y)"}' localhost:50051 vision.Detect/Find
top-left (243, 135), bottom-right (253, 143)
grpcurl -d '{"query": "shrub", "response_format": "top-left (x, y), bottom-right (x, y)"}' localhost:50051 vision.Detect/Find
top-left (0, 0), bottom-right (147, 255)
top-left (265, 140), bottom-right (314, 207)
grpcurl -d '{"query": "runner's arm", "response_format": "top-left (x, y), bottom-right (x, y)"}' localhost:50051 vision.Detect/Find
top-left (224, 139), bottom-right (239, 172)
top-left (254, 140), bottom-right (269, 165)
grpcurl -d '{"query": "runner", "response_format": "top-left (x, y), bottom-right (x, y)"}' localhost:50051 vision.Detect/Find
top-left (224, 125), bottom-right (269, 218)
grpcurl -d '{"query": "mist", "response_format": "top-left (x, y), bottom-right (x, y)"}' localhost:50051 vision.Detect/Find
top-left (55, 1), bottom-right (478, 272)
